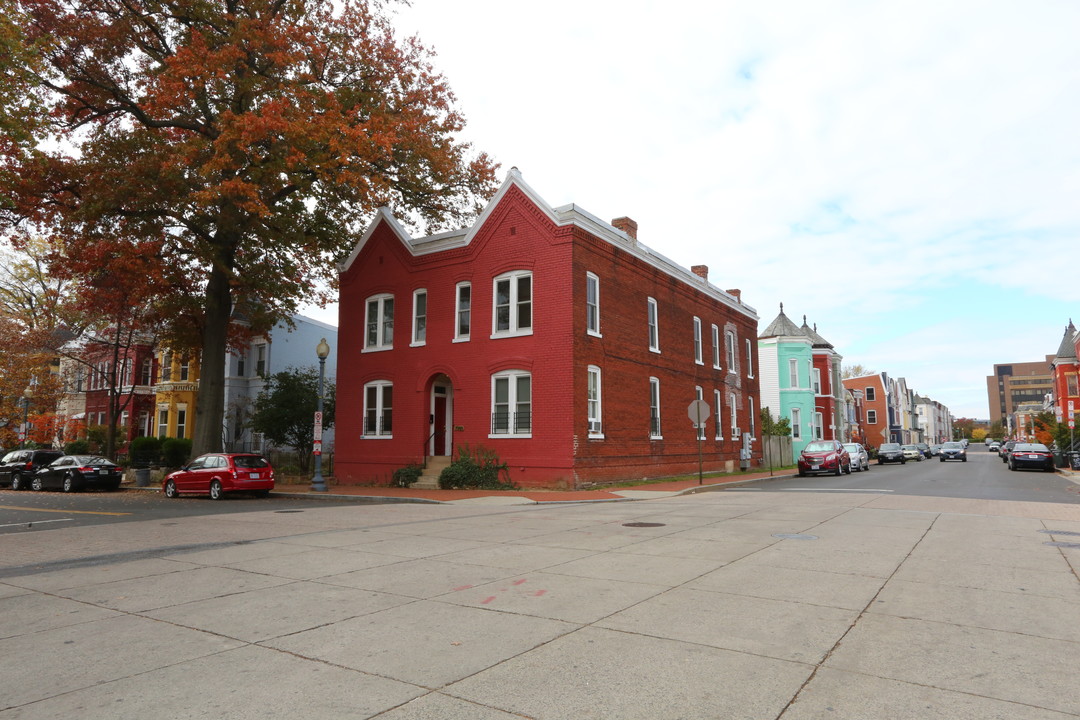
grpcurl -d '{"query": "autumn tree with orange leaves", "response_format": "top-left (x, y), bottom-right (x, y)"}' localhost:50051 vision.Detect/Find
top-left (1, 0), bottom-right (497, 457)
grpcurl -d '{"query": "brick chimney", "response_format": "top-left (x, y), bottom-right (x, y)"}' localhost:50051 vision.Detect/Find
top-left (691, 265), bottom-right (709, 281)
top-left (611, 216), bottom-right (637, 240)
top-left (726, 288), bottom-right (742, 302)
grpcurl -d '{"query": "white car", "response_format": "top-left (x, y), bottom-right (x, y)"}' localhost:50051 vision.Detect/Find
top-left (901, 444), bottom-right (923, 461)
top-left (842, 443), bottom-right (870, 472)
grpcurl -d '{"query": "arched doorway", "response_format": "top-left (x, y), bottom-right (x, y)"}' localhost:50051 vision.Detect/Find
top-left (428, 375), bottom-right (453, 457)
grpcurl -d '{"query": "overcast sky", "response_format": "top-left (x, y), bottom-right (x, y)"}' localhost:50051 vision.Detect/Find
top-left (305, 0), bottom-right (1080, 419)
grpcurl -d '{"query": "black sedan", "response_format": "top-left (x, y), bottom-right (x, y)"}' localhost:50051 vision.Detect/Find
top-left (877, 443), bottom-right (906, 464)
top-left (1007, 443), bottom-right (1054, 472)
top-left (939, 441), bottom-right (967, 462)
top-left (32, 455), bottom-right (124, 492)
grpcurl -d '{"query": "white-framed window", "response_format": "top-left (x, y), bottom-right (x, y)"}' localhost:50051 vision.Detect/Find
top-left (711, 324), bottom-right (721, 369)
top-left (813, 368), bottom-right (822, 394)
top-left (363, 381), bottom-right (393, 437)
top-left (693, 317), bottom-right (703, 365)
top-left (161, 353), bottom-right (172, 382)
top-left (695, 386), bottom-right (705, 439)
top-left (745, 339), bottom-right (754, 378)
top-left (491, 370), bottom-right (532, 436)
top-left (237, 350), bottom-right (246, 377)
top-left (586, 272), bottom-right (601, 336)
top-left (729, 392), bottom-right (738, 439)
top-left (865, 386), bottom-right (876, 402)
top-left (176, 407), bottom-right (187, 439)
top-left (748, 397), bottom-right (756, 438)
top-left (412, 289), bottom-right (427, 346)
top-left (140, 358), bottom-right (152, 385)
top-left (867, 409), bottom-right (878, 424)
top-left (714, 389), bottom-right (723, 440)
top-left (587, 365), bottom-right (603, 437)
top-left (788, 358), bottom-right (799, 388)
top-left (255, 344), bottom-right (267, 375)
top-left (647, 297), bottom-right (660, 352)
top-left (455, 282), bottom-right (471, 341)
top-left (791, 407), bottom-right (802, 440)
top-left (725, 330), bottom-right (736, 373)
top-left (813, 412), bottom-right (823, 440)
top-left (157, 407), bottom-right (168, 438)
top-left (492, 271), bottom-right (532, 337)
top-left (365, 294), bottom-right (394, 351)
top-left (179, 356), bottom-right (190, 381)
top-left (649, 377), bottom-right (662, 438)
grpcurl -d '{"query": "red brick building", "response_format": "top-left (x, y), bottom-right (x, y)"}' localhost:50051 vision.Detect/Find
top-left (1050, 320), bottom-right (1079, 429)
top-left (334, 170), bottom-right (762, 489)
top-left (843, 373), bottom-right (894, 449)
top-left (82, 339), bottom-right (157, 444)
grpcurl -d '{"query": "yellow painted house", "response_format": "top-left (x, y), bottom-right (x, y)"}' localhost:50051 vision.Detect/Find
top-left (154, 350), bottom-right (200, 440)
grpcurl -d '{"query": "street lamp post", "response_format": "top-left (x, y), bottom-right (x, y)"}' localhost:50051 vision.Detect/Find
top-left (311, 338), bottom-right (330, 493)
top-left (18, 386), bottom-right (32, 449)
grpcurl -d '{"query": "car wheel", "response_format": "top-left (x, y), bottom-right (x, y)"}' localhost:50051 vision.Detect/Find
top-left (10, 474), bottom-right (23, 491)
top-left (962, 458), bottom-right (966, 462)
top-left (798, 470), bottom-right (806, 477)
top-left (844, 462), bottom-right (852, 475)
top-left (62, 473), bottom-right (76, 493)
top-left (1009, 461), bottom-right (1015, 471)
top-left (31, 476), bottom-right (43, 491)
top-left (209, 480), bottom-right (224, 500)
top-left (164, 479), bottom-right (179, 498)
top-left (833, 464), bottom-right (842, 476)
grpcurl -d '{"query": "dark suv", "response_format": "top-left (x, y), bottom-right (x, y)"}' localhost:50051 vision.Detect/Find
top-left (0, 449), bottom-right (64, 490)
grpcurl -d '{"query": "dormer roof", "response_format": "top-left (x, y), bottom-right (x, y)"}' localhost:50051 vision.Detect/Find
top-left (1054, 320), bottom-right (1077, 362)
top-left (760, 304), bottom-right (806, 339)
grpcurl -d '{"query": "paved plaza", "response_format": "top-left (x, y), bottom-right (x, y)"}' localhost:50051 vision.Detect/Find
top-left (2, 487), bottom-right (1079, 719)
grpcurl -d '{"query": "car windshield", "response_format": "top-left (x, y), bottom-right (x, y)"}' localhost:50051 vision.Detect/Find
top-left (942, 442), bottom-right (962, 449)
top-left (71, 455), bottom-right (110, 465)
top-left (880, 444), bottom-right (900, 451)
top-left (804, 442), bottom-right (835, 452)
top-left (842, 444), bottom-right (859, 452)
top-left (901, 445), bottom-right (917, 450)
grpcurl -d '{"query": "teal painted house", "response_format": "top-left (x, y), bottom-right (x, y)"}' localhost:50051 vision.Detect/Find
top-left (757, 305), bottom-right (815, 462)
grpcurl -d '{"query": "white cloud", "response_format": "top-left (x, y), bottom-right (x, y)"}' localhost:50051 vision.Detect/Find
top-left (311, 0), bottom-right (1080, 418)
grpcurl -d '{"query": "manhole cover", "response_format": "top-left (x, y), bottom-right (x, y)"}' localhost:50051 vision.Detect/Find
top-left (623, 522), bottom-right (666, 528)
top-left (275, 510), bottom-right (304, 514)
top-left (772, 533), bottom-right (818, 540)
top-left (1038, 530), bottom-right (1080, 537)
top-left (1044, 541), bottom-right (1080, 548)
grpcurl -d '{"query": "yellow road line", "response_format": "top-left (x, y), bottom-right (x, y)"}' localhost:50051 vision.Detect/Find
top-left (0, 505), bottom-right (132, 516)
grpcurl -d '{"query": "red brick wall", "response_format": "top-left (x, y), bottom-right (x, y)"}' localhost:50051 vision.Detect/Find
top-left (335, 183), bottom-right (761, 488)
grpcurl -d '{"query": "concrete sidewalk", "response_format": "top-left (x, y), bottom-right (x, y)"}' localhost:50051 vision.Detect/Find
top-left (2, 486), bottom-right (1079, 719)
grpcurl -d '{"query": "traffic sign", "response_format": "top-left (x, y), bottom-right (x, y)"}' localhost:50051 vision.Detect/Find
top-left (687, 399), bottom-right (710, 427)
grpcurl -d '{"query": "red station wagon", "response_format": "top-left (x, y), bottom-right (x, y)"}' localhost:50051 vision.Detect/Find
top-left (163, 453), bottom-right (275, 500)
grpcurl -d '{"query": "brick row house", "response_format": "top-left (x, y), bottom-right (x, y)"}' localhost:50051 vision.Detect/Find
top-left (756, 306), bottom-right (846, 461)
top-left (1049, 321), bottom-right (1079, 437)
top-left (334, 170), bottom-right (762, 489)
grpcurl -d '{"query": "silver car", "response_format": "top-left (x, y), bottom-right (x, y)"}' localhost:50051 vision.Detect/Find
top-left (842, 443), bottom-right (870, 472)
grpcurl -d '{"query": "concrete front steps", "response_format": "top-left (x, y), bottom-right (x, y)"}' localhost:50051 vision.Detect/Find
top-left (413, 456), bottom-right (451, 489)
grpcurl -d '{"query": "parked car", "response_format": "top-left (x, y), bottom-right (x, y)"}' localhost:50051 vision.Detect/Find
top-left (1000, 440), bottom-right (1017, 463)
top-left (1008, 443), bottom-right (1055, 472)
top-left (31, 455), bottom-right (123, 492)
top-left (929, 444), bottom-right (943, 456)
top-left (988, 441), bottom-right (1001, 452)
top-left (877, 443), bottom-right (906, 464)
top-left (163, 453), bottom-right (275, 499)
top-left (901, 444), bottom-right (923, 461)
top-left (842, 443), bottom-right (870, 472)
top-left (916, 442), bottom-right (932, 459)
top-left (939, 441), bottom-right (967, 462)
top-left (797, 440), bottom-right (851, 477)
top-left (0, 449), bottom-right (64, 490)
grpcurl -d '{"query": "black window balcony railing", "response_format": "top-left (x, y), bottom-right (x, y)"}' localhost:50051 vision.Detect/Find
top-left (491, 411), bottom-right (531, 434)
top-left (363, 413), bottom-right (392, 435)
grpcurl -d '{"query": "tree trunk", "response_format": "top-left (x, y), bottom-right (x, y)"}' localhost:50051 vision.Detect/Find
top-left (191, 262), bottom-right (231, 457)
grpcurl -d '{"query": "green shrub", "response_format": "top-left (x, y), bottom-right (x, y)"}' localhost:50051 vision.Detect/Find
top-left (392, 464), bottom-right (423, 488)
top-left (64, 439), bottom-right (90, 455)
top-left (161, 437), bottom-right (193, 468)
top-left (130, 436), bottom-right (162, 467)
top-left (439, 444), bottom-right (517, 490)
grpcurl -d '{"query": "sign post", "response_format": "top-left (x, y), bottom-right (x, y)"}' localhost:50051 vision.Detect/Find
top-left (687, 399), bottom-right (710, 485)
